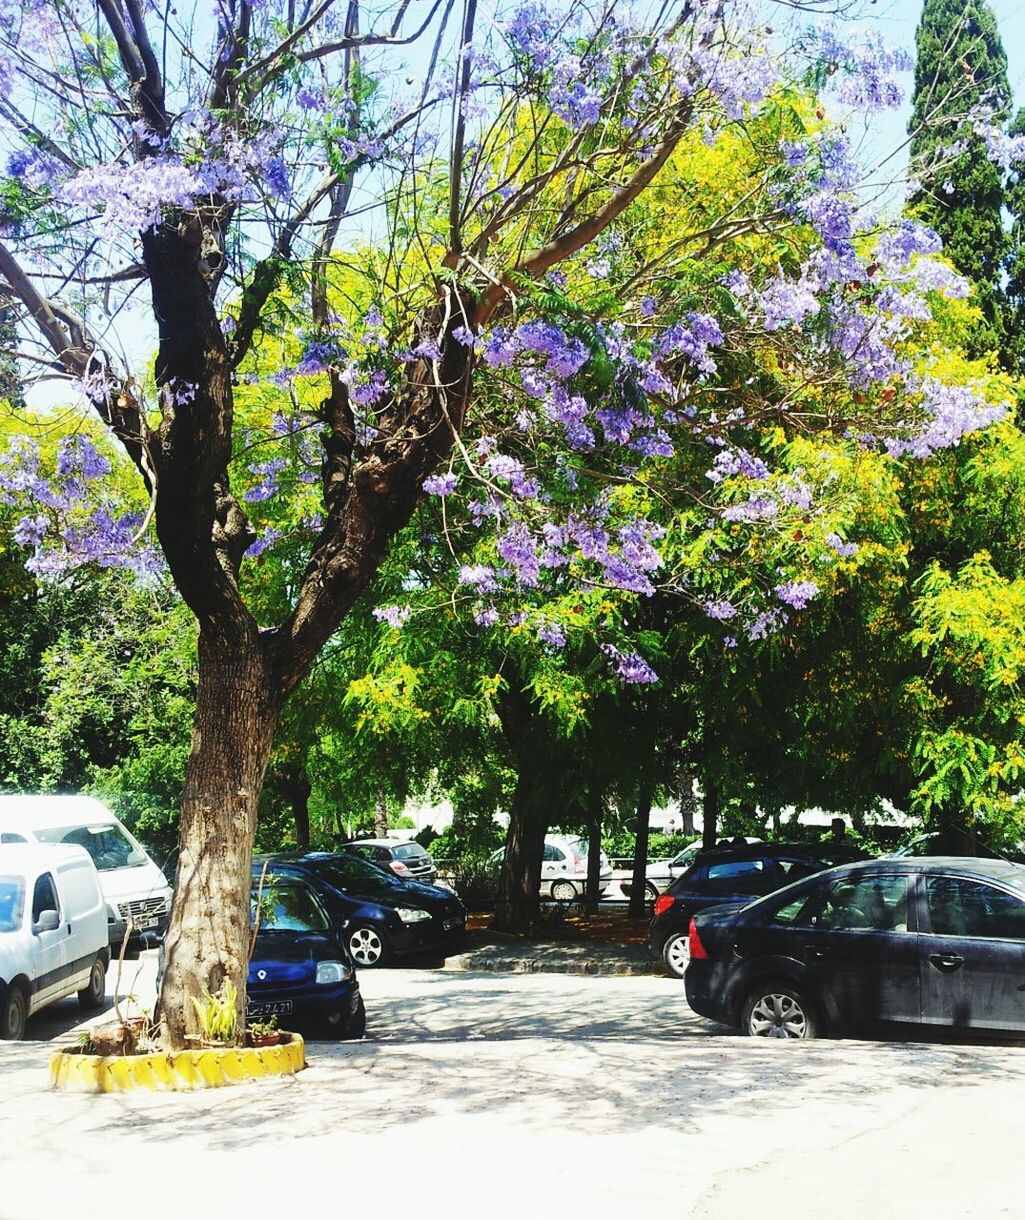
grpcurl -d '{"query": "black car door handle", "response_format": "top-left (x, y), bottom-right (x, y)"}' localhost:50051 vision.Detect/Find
top-left (928, 953), bottom-right (965, 973)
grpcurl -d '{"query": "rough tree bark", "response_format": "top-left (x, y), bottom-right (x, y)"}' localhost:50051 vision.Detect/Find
top-left (628, 781), bottom-right (654, 919)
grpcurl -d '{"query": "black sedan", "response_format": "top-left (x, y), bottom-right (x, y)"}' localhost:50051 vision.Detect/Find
top-left (254, 852), bottom-right (466, 968)
top-left (685, 856), bottom-right (1025, 1039)
top-left (248, 876), bottom-right (365, 1040)
top-left (648, 844), bottom-right (831, 978)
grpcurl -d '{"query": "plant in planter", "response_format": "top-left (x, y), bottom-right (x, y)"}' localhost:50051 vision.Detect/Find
top-left (189, 980), bottom-right (239, 1047)
top-left (245, 1017), bottom-right (281, 1048)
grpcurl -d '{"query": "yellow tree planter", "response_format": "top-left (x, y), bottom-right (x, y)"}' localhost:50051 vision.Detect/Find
top-left (49, 1032), bottom-right (306, 1093)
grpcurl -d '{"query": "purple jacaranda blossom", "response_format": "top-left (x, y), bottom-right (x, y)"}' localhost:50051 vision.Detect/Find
top-left (496, 522), bottom-right (540, 586)
top-left (474, 607), bottom-right (499, 627)
top-left (757, 275), bottom-right (821, 331)
top-left (826, 533), bottom-right (859, 558)
top-left (706, 448), bottom-right (770, 484)
top-left (246, 528), bottom-right (282, 559)
top-left (885, 380), bottom-right (1007, 459)
top-left (243, 457), bottom-right (287, 502)
top-left (514, 320), bottom-right (588, 378)
top-left (706, 598), bottom-right (737, 621)
top-left (264, 157), bottom-right (291, 200)
top-left (746, 608), bottom-right (787, 641)
top-left (538, 623), bottom-right (566, 648)
top-left (423, 472), bottom-right (458, 496)
top-left (12, 513), bottom-right (47, 547)
top-left (506, 3), bottom-right (563, 72)
top-left (602, 644), bottom-right (659, 684)
top-left (775, 580), bottom-right (820, 610)
top-left (373, 604), bottom-right (411, 629)
top-left (550, 58), bottom-right (603, 128)
top-left (56, 435), bottom-right (111, 480)
top-left (458, 564), bottom-right (498, 592)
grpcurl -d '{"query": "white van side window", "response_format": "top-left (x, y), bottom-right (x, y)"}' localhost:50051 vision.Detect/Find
top-left (31, 873), bottom-right (60, 923)
top-left (0, 833), bottom-right (27, 843)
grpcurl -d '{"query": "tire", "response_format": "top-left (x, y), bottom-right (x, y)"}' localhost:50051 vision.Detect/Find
top-left (644, 882), bottom-right (659, 903)
top-left (77, 954), bottom-right (107, 1010)
top-left (337, 995), bottom-right (366, 1041)
top-left (551, 879), bottom-right (578, 902)
top-left (1, 984), bottom-right (27, 1040)
top-left (661, 931), bottom-right (691, 979)
top-left (741, 982), bottom-right (819, 1040)
top-left (347, 924), bottom-right (390, 968)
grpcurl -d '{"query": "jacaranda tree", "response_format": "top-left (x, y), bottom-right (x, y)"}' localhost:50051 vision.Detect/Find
top-left (0, 0), bottom-right (1013, 1045)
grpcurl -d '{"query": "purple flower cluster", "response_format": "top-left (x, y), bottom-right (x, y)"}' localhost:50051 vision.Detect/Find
top-left (601, 644), bottom-right (659, 684)
top-left (775, 580), bottom-right (819, 611)
top-left (655, 313), bottom-right (723, 375)
top-left (423, 472), bottom-right (458, 496)
top-left (243, 458), bottom-right (287, 503)
top-left (372, 604), bottom-right (412, 629)
top-left (885, 380), bottom-right (1007, 460)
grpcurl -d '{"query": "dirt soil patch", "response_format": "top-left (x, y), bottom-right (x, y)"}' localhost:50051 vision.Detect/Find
top-left (466, 906), bottom-right (650, 946)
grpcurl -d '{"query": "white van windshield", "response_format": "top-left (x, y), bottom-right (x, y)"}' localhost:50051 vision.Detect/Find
top-left (35, 824), bottom-right (149, 871)
top-left (0, 877), bottom-right (25, 932)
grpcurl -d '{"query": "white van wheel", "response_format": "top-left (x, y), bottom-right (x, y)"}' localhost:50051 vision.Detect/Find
top-left (78, 955), bottom-right (107, 1010)
top-left (1, 984), bottom-right (27, 1040)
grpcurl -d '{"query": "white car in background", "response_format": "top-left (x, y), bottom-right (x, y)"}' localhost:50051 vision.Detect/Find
top-left (492, 834), bottom-right (613, 902)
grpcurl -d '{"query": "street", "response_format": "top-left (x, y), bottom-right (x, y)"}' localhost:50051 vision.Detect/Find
top-left (3, 959), bottom-right (1025, 1219)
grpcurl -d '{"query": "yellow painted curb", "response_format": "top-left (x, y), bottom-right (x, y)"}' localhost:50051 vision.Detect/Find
top-left (48, 1034), bottom-right (305, 1093)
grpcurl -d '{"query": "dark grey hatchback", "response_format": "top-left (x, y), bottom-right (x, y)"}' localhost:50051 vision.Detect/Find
top-left (685, 857), bottom-right (1025, 1038)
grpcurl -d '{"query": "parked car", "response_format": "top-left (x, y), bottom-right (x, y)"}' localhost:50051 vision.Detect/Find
top-left (248, 874), bottom-right (365, 1039)
top-left (341, 838), bottom-right (437, 885)
top-left (649, 843), bottom-right (831, 978)
top-left (255, 852), bottom-right (466, 968)
top-left (491, 834), bottom-right (613, 902)
top-left (621, 837), bottom-right (761, 901)
top-left (0, 793), bottom-right (172, 955)
top-left (685, 856), bottom-right (1025, 1039)
top-left (0, 843), bottom-right (109, 1039)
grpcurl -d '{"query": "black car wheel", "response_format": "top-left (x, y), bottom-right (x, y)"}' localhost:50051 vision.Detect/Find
top-left (341, 995), bottom-right (366, 1040)
top-left (644, 881), bottom-right (659, 903)
top-left (1, 984), bottom-right (27, 1040)
top-left (77, 954), bottom-right (107, 1010)
top-left (662, 930), bottom-right (691, 978)
top-left (742, 982), bottom-right (819, 1039)
top-left (347, 924), bottom-right (390, 968)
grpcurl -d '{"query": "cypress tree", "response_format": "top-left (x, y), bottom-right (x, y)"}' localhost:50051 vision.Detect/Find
top-left (908, 0), bottom-right (1011, 356)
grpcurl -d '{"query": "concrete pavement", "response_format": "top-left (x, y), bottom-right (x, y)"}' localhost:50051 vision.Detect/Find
top-left (4, 955), bottom-right (1025, 1219)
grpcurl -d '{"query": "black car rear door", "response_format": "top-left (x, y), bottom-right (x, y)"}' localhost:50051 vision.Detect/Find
top-left (798, 873), bottom-right (921, 1025)
top-left (918, 874), bottom-right (1025, 1031)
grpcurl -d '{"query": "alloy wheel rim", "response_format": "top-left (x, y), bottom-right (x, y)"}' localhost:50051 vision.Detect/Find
top-left (349, 928), bottom-right (382, 965)
top-left (666, 935), bottom-right (691, 974)
top-left (748, 993), bottom-right (808, 1038)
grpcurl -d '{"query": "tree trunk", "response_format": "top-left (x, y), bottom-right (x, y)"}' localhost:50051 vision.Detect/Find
top-left (628, 781), bottom-right (654, 919)
top-left (679, 776), bottom-right (697, 838)
top-left (374, 785), bottom-right (389, 838)
top-left (493, 766), bottom-right (546, 934)
top-left (702, 776), bottom-right (721, 850)
top-left (155, 634), bottom-right (278, 1049)
top-left (291, 767), bottom-right (311, 850)
top-left (584, 787), bottom-right (603, 917)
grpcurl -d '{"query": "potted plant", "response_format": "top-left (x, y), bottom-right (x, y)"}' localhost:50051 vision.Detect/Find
top-left (188, 979), bottom-right (239, 1046)
top-left (245, 1016), bottom-right (281, 1048)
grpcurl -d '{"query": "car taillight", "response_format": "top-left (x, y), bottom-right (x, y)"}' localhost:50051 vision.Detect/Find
top-left (688, 917), bottom-right (708, 960)
top-left (653, 894), bottom-right (675, 917)
top-left (390, 861), bottom-right (410, 875)
top-left (574, 857), bottom-right (586, 874)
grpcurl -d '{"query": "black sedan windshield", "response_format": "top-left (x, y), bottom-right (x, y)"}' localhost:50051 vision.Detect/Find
top-left (311, 855), bottom-right (397, 892)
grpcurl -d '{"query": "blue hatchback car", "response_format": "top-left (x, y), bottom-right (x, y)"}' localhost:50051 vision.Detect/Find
top-left (255, 852), bottom-right (466, 968)
top-left (248, 875), bottom-right (365, 1039)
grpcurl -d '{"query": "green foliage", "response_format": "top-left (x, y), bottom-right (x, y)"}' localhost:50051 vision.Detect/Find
top-left (189, 980), bottom-right (239, 1045)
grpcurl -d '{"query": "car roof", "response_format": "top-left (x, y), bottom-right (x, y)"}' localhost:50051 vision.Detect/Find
top-left (344, 838), bottom-right (424, 850)
top-left (0, 843), bottom-right (96, 873)
top-left (829, 855), bottom-right (1025, 886)
top-left (693, 842), bottom-right (824, 863)
top-left (0, 794), bottom-right (117, 828)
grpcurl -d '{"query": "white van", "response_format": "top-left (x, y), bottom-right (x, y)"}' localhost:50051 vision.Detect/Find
top-left (0, 795), bottom-right (173, 954)
top-left (0, 843), bottom-right (109, 1039)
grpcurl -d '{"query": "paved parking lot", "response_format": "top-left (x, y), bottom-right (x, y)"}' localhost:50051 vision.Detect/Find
top-left (3, 959), bottom-right (1025, 1219)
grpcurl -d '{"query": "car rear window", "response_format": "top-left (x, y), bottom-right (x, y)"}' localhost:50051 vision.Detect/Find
top-left (393, 844), bottom-right (427, 861)
top-left (0, 877), bottom-right (24, 932)
top-left (926, 876), bottom-right (1025, 939)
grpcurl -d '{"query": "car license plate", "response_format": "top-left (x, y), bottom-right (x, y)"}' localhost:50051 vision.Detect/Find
top-left (133, 915), bottom-right (159, 931)
top-left (443, 917), bottom-right (463, 932)
top-left (247, 1000), bottom-right (293, 1019)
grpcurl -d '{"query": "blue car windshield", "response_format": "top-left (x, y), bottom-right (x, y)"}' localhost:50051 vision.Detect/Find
top-left (0, 877), bottom-right (24, 932)
top-left (252, 883), bottom-right (329, 932)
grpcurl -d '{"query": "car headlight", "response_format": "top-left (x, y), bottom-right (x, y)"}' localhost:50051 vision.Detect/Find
top-left (395, 907), bottom-right (431, 924)
top-left (316, 960), bottom-right (354, 984)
